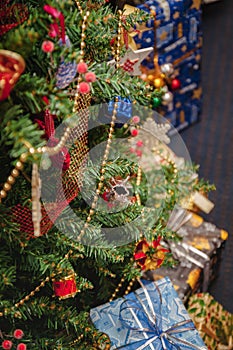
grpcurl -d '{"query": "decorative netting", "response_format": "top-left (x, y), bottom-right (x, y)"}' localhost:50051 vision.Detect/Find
top-left (12, 93), bottom-right (91, 238)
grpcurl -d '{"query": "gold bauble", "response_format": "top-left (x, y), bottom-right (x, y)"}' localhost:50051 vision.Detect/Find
top-left (153, 77), bottom-right (164, 88)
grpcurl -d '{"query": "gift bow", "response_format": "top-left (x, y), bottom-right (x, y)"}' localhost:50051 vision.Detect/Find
top-left (119, 280), bottom-right (206, 350)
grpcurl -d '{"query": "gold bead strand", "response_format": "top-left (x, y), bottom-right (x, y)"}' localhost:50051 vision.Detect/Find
top-left (0, 152), bottom-right (28, 202)
top-left (74, 0), bottom-right (83, 15)
top-left (109, 275), bottom-right (126, 302)
top-left (77, 96), bottom-right (119, 241)
top-left (135, 166), bottom-right (142, 205)
top-left (77, 12), bottom-right (123, 242)
top-left (115, 10), bottom-right (123, 70)
top-left (13, 274), bottom-right (53, 309)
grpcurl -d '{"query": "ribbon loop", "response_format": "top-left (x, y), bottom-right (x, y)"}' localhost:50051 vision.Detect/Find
top-left (119, 280), bottom-right (206, 350)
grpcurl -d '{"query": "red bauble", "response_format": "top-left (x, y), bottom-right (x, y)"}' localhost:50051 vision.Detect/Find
top-left (131, 128), bottom-right (138, 137)
top-left (2, 340), bottom-right (13, 350)
top-left (17, 344), bottom-right (27, 350)
top-left (13, 329), bottom-right (24, 340)
top-left (171, 78), bottom-right (181, 90)
top-left (53, 274), bottom-right (78, 299)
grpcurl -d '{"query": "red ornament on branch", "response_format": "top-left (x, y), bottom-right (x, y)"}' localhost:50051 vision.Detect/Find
top-left (53, 274), bottom-right (78, 299)
top-left (0, 50), bottom-right (25, 101)
top-left (134, 237), bottom-right (169, 271)
top-left (2, 340), bottom-right (13, 350)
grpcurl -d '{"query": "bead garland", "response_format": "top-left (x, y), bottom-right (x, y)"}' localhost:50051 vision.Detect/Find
top-left (0, 127), bottom-right (71, 203)
top-left (76, 9), bottom-right (123, 241)
top-left (153, 148), bottom-right (178, 183)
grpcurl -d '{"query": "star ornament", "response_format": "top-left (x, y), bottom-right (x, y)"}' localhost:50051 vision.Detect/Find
top-left (108, 47), bottom-right (153, 76)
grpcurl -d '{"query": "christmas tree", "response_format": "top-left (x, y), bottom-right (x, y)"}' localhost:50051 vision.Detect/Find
top-left (0, 1), bottom-right (213, 349)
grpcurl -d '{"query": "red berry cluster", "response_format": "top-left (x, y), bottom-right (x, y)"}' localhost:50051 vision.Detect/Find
top-left (1, 329), bottom-right (27, 350)
top-left (77, 62), bottom-right (97, 94)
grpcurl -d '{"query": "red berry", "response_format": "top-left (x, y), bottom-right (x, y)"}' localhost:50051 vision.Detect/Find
top-left (131, 129), bottom-right (138, 137)
top-left (14, 329), bottom-right (24, 339)
top-left (77, 62), bottom-right (88, 74)
top-left (17, 344), bottom-right (27, 350)
top-left (136, 140), bottom-right (143, 147)
top-left (135, 150), bottom-right (142, 157)
top-left (85, 72), bottom-right (96, 83)
top-left (2, 340), bottom-right (13, 349)
top-left (41, 40), bottom-right (54, 53)
top-left (132, 115), bottom-right (140, 124)
top-left (78, 82), bottom-right (90, 94)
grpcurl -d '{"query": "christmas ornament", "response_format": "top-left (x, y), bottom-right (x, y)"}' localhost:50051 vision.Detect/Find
top-left (0, 329), bottom-right (27, 350)
top-left (139, 117), bottom-right (171, 145)
top-left (53, 273), bottom-right (78, 299)
top-left (77, 62), bottom-right (88, 74)
top-left (152, 96), bottom-right (162, 108)
top-left (131, 128), bottom-right (138, 137)
top-left (162, 91), bottom-right (173, 104)
top-left (0, 50), bottom-right (25, 101)
top-left (13, 329), bottom-right (24, 340)
top-left (103, 176), bottom-right (133, 205)
top-left (56, 36), bottom-right (77, 89)
top-left (41, 40), bottom-right (55, 53)
top-left (153, 77), bottom-right (165, 88)
top-left (108, 47), bottom-right (153, 76)
top-left (1, 340), bottom-right (13, 349)
top-left (171, 78), bottom-right (181, 90)
top-left (132, 115), bottom-right (140, 124)
top-left (85, 71), bottom-right (96, 82)
top-left (161, 63), bottom-right (174, 76)
top-left (134, 237), bottom-right (169, 270)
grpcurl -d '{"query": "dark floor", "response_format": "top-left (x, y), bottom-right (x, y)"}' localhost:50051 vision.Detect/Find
top-left (181, 0), bottom-right (233, 312)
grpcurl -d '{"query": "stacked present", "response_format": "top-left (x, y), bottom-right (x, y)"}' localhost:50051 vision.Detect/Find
top-left (145, 212), bottom-right (228, 303)
top-left (132, 0), bottom-right (203, 130)
top-left (188, 293), bottom-right (233, 349)
top-left (146, 258), bottom-right (203, 304)
top-left (91, 277), bottom-right (208, 349)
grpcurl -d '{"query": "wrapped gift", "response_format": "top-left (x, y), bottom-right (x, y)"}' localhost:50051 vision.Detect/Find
top-left (172, 213), bottom-right (228, 291)
top-left (145, 212), bottom-right (228, 300)
top-left (146, 260), bottom-right (203, 304)
top-left (132, 0), bottom-right (203, 130)
top-left (90, 277), bottom-right (207, 349)
top-left (187, 293), bottom-right (233, 349)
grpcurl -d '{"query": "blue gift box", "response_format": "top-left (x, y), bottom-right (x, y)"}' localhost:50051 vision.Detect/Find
top-left (133, 0), bottom-right (202, 130)
top-left (90, 277), bottom-right (207, 349)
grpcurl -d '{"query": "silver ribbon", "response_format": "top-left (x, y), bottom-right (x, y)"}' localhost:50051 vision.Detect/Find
top-left (119, 280), bottom-right (207, 350)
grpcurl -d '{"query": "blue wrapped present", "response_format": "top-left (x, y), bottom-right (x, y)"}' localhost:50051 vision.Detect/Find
top-left (131, 0), bottom-right (202, 130)
top-left (90, 277), bottom-right (208, 349)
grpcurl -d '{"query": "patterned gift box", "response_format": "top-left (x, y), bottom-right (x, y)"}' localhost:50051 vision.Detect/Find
top-left (132, 0), bottom-right (202, 130)
top-left (173, 213), bottom-right (228, 291)
top-left (145, 212), bottom-right (228, 301)
top-left (187, 293), bottom-right (233, 349)
top-left (146, 260), bottom-right (203, 304)
top-left (90, 277), bottom-right (207, 349)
